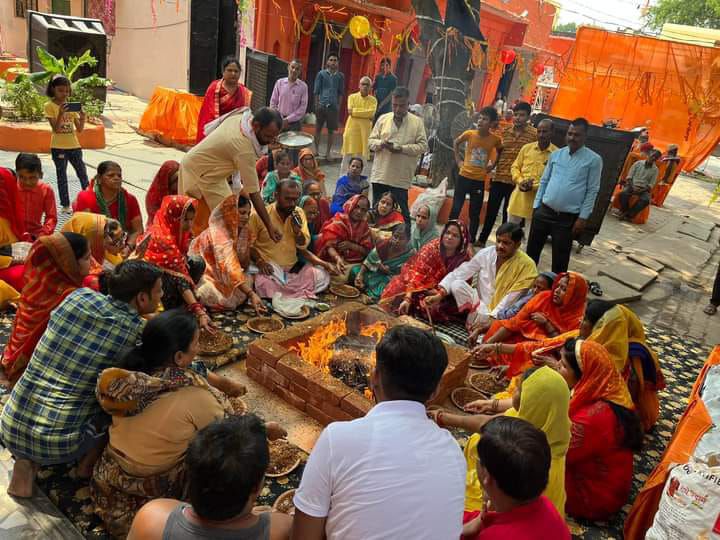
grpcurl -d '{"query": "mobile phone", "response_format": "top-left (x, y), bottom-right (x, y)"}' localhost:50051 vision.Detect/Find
top-left (291, 210), bottom-right (303, 228)
top-left (65, 102), bottom-right (82, 112)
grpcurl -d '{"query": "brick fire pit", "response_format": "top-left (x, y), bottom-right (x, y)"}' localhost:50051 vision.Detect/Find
top-left (246, 302), bottom-right (471, 426)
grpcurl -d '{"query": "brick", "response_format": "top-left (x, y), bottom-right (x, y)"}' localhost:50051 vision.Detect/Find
top-left (306, 403), bottom-right (334, 426)
top-left (262, 363), bottom-right (288, 389)
top-left (283, 388), bottom-right (308, 412)
top-left (322, 400), bottom-right (354, 422)
top-left (340, 391), bottom-right (373, 417)
top-left (276, 353), bottom-right (320, 387)
top-left (247, 339), bottom-right (288, 368)
top-left (246, 366), bottom-right (267, 388)
top-left (269, 324), bottom-right (314, 346)
top-left (306, 371), bottom-right (352, 406)
top-left (246, 354), bottom-right (265, 372)
top-left (289, 382), bottom-right (311, 402)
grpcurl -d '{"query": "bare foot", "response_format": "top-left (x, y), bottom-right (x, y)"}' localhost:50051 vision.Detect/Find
top-left (7, 458), bottom-right (36, 498)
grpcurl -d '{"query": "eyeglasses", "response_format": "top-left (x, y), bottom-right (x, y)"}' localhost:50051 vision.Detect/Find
top-left (105, 231), bottom-right (127, 247)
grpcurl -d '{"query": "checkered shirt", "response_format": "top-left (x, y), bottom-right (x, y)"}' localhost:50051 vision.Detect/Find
top-left (1, 288), bottom-right (143, 464)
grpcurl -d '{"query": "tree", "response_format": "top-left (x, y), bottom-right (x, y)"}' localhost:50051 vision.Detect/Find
top-left (645, 0), bottom-right (720, 30)
top-left (553, 22), bottom-right (578, 34)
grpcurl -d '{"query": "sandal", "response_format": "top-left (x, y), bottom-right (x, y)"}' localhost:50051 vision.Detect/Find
top-left (704, 304), bottom-right (718, 316)
top-left (589, 281), bottom-right (604, 297)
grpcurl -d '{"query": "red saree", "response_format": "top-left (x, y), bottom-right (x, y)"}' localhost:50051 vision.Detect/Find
top-left (145, 160), bottom-right (180, 227)
top-left (0, 167), bottom-right (25, 240)
top-left (196, 79), bottom-right (251, 143)
top-left (2, 233), bottom-right (84, 383)
top-left (315, 195), bottom-right (373, 264)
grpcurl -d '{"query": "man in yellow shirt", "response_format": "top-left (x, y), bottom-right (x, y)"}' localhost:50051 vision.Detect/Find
top-left (249, 180), bottom-right (330, 298)
top-left (508, 119), bottom-right (557, 225)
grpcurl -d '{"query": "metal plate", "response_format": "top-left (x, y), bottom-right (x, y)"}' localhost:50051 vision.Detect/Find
top-left (277, 130), bottom-right (314, 149)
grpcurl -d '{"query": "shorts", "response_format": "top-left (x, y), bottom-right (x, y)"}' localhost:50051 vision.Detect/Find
top-left (316, 105), bottom-right (339, 132)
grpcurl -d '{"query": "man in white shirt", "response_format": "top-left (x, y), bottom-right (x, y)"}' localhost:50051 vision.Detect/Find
top-left (423, 222), bottom-right (537, 332)
top-left (292, 325), bottom-right (465, 540)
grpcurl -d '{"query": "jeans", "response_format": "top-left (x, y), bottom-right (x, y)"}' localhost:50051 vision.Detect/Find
top-left (619, 186), bottom-right (651, 218)
top-left (371, 182), bottom-right (410, 234)
top-left (51, 147), bottom-right (89, 207)
top-left (450, 174), bottom-right (484, 241)
top-left (477, 181), bottom-right (515, 244)
top-left (712, 263), bottom-right (720, 307)
top-left (526, 204), bottom-right (579, 274)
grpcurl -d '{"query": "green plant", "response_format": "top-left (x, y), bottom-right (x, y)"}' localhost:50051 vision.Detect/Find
top-left (2, 77), bottom-right (46, 120)
top-left (72, 74), bottom-right (109, 118)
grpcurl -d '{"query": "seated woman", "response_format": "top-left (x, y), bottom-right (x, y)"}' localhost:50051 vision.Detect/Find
top-left (330, 157), bottom-right (369, 215)
top-left (303, 179), bottom-right (331, 234)
top-left (261, 150), bottom-right (301, 204)
top-left (73, 161), bottom-right (143, 255)
top-left (353, 224), bottom-right (414, 302)
top-left (294, 148), bottom-right (327, 194)
top-left (145, 160), bottom-right (179, 227)
top-left (297, 195), bottom-right (339, 278)
top-left (316, 194), bottom-right (373, 283)
top-left (368, 191), bottom-right (405, 240)
top-left (142, 195), bottom-right (211, 332)
top-left (1, 232), bottom-right (90, 385)
top-left (90, 309), bottom-right (281, 538)
top-left (430, 365), bottom-right (571, 518)
top-left (61, 212), bottom-right (125, 290)
top-left (0, 167), bottom-right (29, 303)
top-left (381, 220), bottom-right (470, 318)
top-left (495, 271), bottom-right (556, 321)
top-left (410, 203), bottom-right (438, 252)
top-left (480, 272), bottom-right (588, 363)
top-left (189, 194), bottom-right (265, 313)
top-left (558, 338), bottom-right (643, 520)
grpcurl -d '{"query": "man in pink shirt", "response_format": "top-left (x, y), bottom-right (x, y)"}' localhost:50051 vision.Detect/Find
top-left (15, 153), bottom-right (57, 241)
top-left (462, 416), bottom-right (571, 540)
top-left (270, 59), bottom-right (308, 132)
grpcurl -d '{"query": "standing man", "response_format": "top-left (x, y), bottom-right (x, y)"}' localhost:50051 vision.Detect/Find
top-left (179, 107), bottom-right (283, 239)
top-left (368, 87), bottom-right (428, 230)
top-left (270, 59), bottom-right (308, 133)
top-left (476, 101), bottom-right (537, 247)
top-left (313, 53), bottom-right (344, 160)
top-left (372, 57), bottom-right (397, 124)
top-left (618, 148), bottom-right (661, 221)
top-left (507, 118), bottom-right (557, 226)
top-left (526, 117), bottom-right (602, 273)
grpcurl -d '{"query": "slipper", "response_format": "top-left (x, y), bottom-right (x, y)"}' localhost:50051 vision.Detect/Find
top-left (589, 281), bottom-right (604, 296)
top-left (704, 304), bottom-right (718, 316)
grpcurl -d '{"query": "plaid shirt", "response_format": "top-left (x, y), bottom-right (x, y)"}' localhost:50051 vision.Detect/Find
top-left (494, 124), bottom-right (538, 184)
top-left (1, 288), bottom-right (143, 464)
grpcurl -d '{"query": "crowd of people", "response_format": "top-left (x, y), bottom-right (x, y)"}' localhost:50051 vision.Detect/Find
top-left (0, 55), bottom-right (678, 539)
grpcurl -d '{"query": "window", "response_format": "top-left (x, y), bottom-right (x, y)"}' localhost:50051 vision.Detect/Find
top-left (51, 0), bottom-right (71, 15)
top-left (15, 0), bottom-right (38, 18)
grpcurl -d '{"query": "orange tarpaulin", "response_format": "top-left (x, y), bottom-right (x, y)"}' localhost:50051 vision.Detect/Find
top-left (623, 345), bottom-right (720, 540)
top-left (551, 27), bottom-right (720, 172)
top-left (139, 87), bottom-right (202, 146)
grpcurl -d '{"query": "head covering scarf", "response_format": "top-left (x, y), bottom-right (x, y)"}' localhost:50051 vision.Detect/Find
top-left (294, 149), bottom-right (326, 183)
top-left (188, 194), bottom-right (250, 299)
top-left (370, 191), bottom-right (405, 229)
top-left (491, 250), bottom-right (538, 311)
top-left (145, 160), bottom-right (180, 226)
top-left (410, 204), bottom-right (439, 252)
top-left (60, 212), bottom-right (108, 268)
top-left (142, 195), bottom-right (198, 283)
top-left (93, 175), bottom-right (128, 229)
top-left (569, 339), bottom-right (634, 416)
top-left (2, 233), bottom-right (85, 383)
top-left (0, 167), bottom-right (25, 242)
top-left (539, 271), bottom-right (558, 287)
top-left (315, 194), bottom-right (373, 263)
top-left (299, 195), bottom-right (319, 236)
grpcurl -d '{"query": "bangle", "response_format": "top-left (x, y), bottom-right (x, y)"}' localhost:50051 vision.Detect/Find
top-left (187, 302), bottom-right (206, 318)
top-left (436, 411), bottom-right (444, 428)
top-left (492, 399), bottom-right (499, 413)
top-left (495, 343), bottom-right (500, 355)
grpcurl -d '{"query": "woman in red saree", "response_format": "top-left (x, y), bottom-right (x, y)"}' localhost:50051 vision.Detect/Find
top-left (145, 160), bottom-right (179, 226)
top-left (380, 220), bottom-right (470, 319)
top-left (196, 57), bottom-right (252, 144)
top-left (558, 338), bottom-right (642, 521)
top-left (2, 232), bottom-right (91, 384)
top-left (294, 149), bottom-right (327, 193)
top-left (0, 167), bottom-right (28, 301)
top-left (368, 191), bottom-right (405, 239)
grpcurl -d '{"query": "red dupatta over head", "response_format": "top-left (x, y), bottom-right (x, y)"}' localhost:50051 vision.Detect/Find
top-left (142, 195), bottom-right (197, 283)
top-left (294, 149), bottom-right (326, 183)
top-left (2, 233), bottom-right (84, 382)
top-left (145, 160), bottom-right (180, 226)
top-left (315, 194), bottom-right (373, 263)
top-left (0, 167), bottom-right (26, 240)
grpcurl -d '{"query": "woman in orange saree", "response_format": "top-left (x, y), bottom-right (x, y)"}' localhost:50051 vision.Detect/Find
top-left (145, 160), bottom-right (180, 227)
top-left (1, 232), bottom-right (90, 384)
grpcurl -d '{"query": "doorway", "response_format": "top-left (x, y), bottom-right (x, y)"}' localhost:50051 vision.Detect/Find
top-left (305, 20), bottom-right (351, 123)
top-left (188, 0), bottom-right (238, 95)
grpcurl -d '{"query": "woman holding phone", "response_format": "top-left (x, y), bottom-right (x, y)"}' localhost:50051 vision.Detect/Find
top-left (44, 75), bottom-right (89, 213)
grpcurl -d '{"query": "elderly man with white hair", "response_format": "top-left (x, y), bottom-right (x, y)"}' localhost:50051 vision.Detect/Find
top-left (340, 76), bottom-right (377, 172)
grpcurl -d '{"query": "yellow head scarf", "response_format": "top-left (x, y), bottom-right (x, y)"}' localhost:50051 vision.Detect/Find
top-left (588, 304), bottom-right (646, 373)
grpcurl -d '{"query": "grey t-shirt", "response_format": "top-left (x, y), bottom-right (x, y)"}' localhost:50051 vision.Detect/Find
top-left (627, 160), bottom-right (658, 190)
top-left (162, 504), bottom-right (270, 540)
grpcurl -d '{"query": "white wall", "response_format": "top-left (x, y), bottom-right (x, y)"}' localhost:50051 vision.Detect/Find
top-left (108, 0), bottom-right (189, 99)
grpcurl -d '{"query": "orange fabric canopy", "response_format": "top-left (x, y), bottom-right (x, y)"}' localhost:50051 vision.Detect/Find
top-left (551, 27), bottom-right (720, 171)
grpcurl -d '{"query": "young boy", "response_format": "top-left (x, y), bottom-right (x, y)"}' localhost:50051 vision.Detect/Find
top-left (450, 107), bottom-right (503, 243)
top-left (15, 153), bottom-right (57, 241)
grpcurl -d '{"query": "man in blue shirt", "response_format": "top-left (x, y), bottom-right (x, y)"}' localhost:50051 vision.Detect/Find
top-left (313, 53), bottom-right (345, 160)
top-left (373, 57), bottom-right (397, 123)
top-left (526, 118), bottom-right (602, 273)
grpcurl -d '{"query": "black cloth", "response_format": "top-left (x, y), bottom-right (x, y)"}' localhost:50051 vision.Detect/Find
top-left (371, 182), bottom-right (410, 234)
top-left (450, 174), bottom-right (485, 241)
top-left (526, 204), bottom-right (578, 274)
top-left (619, 186), bottom-right (651, 218)
top-left (161, 256), bottom-right (206, 309)
top-left (712, 263), bottom-right (720, 307)
top-left (477, 181), bottom-right (515, 244)
top-left (316, 105), bottom-right (339, 132)
top-left (445, 0), bottom-right (486, 45)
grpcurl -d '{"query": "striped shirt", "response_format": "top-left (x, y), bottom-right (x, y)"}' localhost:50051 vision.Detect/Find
top-left (494, 124), bottom-right (538, 184)
top-left (1, 288), bottom-right (143, 464)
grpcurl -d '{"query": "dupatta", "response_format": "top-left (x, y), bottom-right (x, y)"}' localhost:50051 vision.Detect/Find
top-left (315, 195), bottom-right (373, 263)
top-left (409, 204), bottom-right (438, 252)
top-left (142, 195), bottom-right (197, 284)
top-left (294, 149), bottom-right (326, 183)
top-left (145, 160), bottom-right (180, 226)
top-left (490, 250), bottom-right (537, 311)
top-left (2, 233), bottom-right (84, 382)
top-left (196, 79), bottom-right (251, 143)
top-left (0, 167), bottom-right (25, 241)
top-left (61, 212), bottom-right (108, 272)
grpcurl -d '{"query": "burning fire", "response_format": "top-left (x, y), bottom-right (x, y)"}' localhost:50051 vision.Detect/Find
top-left (290, 316), bottom-right (388, 374)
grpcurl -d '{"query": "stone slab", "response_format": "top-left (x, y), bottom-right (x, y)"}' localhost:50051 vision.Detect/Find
top-left (640, 236), bottom-right (713, 276)
top-left (677, 221), bottom-right (713, 242)
top-left (592, 276), bottom-right (643, 304)
top-left (626, 253), bottom-right (665, 273)
top-left (598, 261), bottom-right (659, 291)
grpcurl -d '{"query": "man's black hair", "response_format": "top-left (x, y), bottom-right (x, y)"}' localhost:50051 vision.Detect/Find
top-left (186, 415), bottom-right (269, 521)
top-left (375, 325), bottom-right (447, 402)
top-left (478, 106), bottom-right (499, 123)
top-left (496, 222), bottom-right (524, 243)
top-left (15, 153), bottom-right (42, 174)
top-left (392, 86), bottom-right (410, 100)
top-left (583, 299), bottom-right (615, 326)
top-left (253, 107), bottom-right (283, 130)
top-left (570, 117), bottom-right (590, 133)
top-left (276, 178), bottom-right (302, 194)
top-left (513, 101), bottom-right (532, 115)
top-left (106, 260), bottom-right (162, 303)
